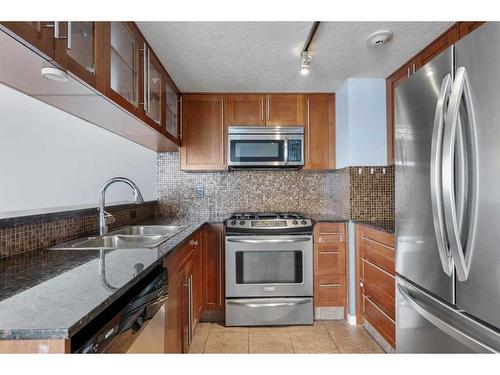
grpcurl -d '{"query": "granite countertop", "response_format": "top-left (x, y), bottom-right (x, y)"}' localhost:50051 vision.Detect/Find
top-left (0, 215), bottom-right (227, 340)
top-left (0, 212), bottom-right (355, 341)
top-left (309, 215), bottom-right (349, 223)
top-left (352, 220), bottom-right (395, 234)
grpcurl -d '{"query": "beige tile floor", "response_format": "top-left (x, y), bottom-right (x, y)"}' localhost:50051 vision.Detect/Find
top-left (189, 320), bottom-right (384, 354)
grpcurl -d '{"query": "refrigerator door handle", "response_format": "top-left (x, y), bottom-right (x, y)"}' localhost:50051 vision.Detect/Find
top-left (442, 67), bottom-right (479, 281)
top-left (430, 73), bottom-right (453, 276)
top-left (398, 283), bottom-right (496, 353)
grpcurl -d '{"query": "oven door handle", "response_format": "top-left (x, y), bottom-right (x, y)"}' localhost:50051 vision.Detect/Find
top-left (226, 237), bottom-right (311, 244)
top-left (226, 299), bottom-right (311, 308)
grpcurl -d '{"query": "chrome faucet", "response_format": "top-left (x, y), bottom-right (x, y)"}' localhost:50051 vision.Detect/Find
top-left (98, 177), bottom-right (144, 236)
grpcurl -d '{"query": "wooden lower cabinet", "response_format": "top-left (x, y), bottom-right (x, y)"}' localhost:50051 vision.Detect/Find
top-left (201, 224), bottom-right (225, 321)
top-left (313, 222), bottom-right (347, 315)
top-left (163, 224), bottom-right (224, 353)
top-left (314, 274), bottom-right (346, 307)
top-left (163, 230), bottom-right (202, 353)
top-left (355, 224), bottom-right (395, 349)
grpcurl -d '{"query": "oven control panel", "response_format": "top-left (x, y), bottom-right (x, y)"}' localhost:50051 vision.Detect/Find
top-left (251, 220), bottom-right (287, 228)
top-left (226, 218), bottom-right (313, 232)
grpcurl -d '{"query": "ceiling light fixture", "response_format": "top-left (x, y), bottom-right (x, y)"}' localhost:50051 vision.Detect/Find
top-left (300, 21), bottom-right (320, 76)
top-left (300, 51), bottom-right (312, 75)
top-left (41, 66), bottom-right (68, 83)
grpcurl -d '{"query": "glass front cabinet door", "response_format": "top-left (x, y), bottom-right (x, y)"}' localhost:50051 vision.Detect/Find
top-left (54, 21), bottom-right (101, 87)
top-left (108, 22), bottom-right (141, 113)
top-left (165, 79), bottom-right (179, 139)
top-left (143, 46), bottom-right (163, 127)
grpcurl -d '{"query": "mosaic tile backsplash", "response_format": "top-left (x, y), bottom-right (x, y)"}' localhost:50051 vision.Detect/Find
top-left (158, 153), bottom-right (350, 219)
top-left (350, 165), bottom-right (395, 221)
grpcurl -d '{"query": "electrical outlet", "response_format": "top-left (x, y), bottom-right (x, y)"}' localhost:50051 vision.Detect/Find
top-left (195, 187), bottom-right (205, 198)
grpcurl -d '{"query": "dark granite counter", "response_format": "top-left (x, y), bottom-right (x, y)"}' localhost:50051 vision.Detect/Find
top-left (352, 220), bottom-right (395, 234)
top-left (0, 215), bottom-right (227, 340)
top-left (309, 215), bottom-right (349, 223)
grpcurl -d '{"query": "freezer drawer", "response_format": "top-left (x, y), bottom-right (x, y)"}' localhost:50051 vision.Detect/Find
top-left (225, 297), bottom-right (313, 326)
top-left (396, 277), bottom-right (499, 353)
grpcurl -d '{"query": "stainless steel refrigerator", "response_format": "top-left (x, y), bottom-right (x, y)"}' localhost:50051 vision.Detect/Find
top-left (395, 22), bottom-right (500, 353)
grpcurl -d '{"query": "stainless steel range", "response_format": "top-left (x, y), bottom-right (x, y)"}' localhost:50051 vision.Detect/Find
top-left (225, 212), bottom-right (314, 326)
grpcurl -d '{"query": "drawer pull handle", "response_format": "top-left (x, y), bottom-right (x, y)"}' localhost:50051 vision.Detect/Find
top-left (318, 251), bottom-right (339, 255)
top-left (189, 239), bottom-right (199, 246)
top-left (319, 283), bottom-right (341, 288)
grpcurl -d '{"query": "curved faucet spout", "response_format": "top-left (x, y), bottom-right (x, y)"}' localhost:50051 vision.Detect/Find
top-left (98, 177), bottom-right (144, 235)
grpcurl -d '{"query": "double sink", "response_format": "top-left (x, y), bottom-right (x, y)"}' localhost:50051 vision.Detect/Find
top-left (50, 225), bottom-right (189, 250)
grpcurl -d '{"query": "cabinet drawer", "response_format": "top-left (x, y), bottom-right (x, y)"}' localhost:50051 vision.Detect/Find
top-left (360, 234), bottom-right (395, 275)
top-left (314, 275), bottom-right (345, 307)
top-left (362, 259), bottom-right (395, 320)
top-left (314, 223), bottom-right (346, 243)
top-left (363, 295), bottom-right (395, 348)
top-left (314, 243), bottom-right (345, 275)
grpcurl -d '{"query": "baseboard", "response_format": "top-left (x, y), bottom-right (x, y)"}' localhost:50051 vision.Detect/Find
top-left (314, 307), bottom-right (344, 320)
top-left (363, 320), bottom-right (396, 353)
top-left (347, 314), bottom-right (357, 325)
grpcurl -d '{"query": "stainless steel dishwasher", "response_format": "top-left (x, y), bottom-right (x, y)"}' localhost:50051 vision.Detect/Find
top-left (72, 266), bottom-right (168, 354)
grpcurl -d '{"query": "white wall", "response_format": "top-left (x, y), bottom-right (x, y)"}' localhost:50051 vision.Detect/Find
top-left (335, 78), bottom-right (387, 168)
top-left (0, 84), bottom-right (158, 218)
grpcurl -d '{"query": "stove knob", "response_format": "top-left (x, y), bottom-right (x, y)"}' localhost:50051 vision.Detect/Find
top-left (301, 220), bottom-right (307, 225)
top-left (239, 220), bottom-right (246, 225)
top-left (231, 220), bottom-right (237, 225)
top-left (292, 220), bottom-right (298, 225)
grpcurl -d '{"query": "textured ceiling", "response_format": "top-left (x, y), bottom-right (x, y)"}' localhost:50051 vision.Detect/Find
top-left (137, 21), bottom-right (453, 93)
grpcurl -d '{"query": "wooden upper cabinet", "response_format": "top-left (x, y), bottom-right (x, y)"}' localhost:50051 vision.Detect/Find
top-left (1, 22), bottom-right (55, 59)
top-left (418, 24), bottom-right (459, 68)
top-left (226, 95), bottom-right (266, 126)
top-left (54, 22), bottom-right (104, 88)
top-left (459, 22), bottom-right (485, 38)
top-left (266, 94), bottom-right (304, 125)
top-left (106, 22), bottom-right (142, 116)
top-left (304, 94), bottom-right (335, 170)
top-left (181, 95), bottom-right (226, 171)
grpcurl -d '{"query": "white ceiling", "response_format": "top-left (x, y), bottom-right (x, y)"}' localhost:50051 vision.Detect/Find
top-left (137, 21), bottom-right (453, 93)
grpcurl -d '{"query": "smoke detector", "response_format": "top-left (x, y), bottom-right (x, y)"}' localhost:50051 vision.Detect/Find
top-left (367, 30), bottom-right (393, 47)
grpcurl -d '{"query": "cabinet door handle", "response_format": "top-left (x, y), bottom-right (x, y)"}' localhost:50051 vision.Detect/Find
top-left (189, 239), bottom-right (198, 247)
top-left (53, 22), bottom-right (60, 39)
top-left (319, 283), bottom-right (341, 288)
top-left (267, 96), bottom-right (270, 121)
top-left (261, 97), bottom-right (264, 122)
top-left (66, 22), bottom-right (72, 50)
top-left (407, 66), bottom-right (411, 77)
top-left (142, 43), bottom-right (148, 113)
top-left (412, 63), bottom-right (416, 74)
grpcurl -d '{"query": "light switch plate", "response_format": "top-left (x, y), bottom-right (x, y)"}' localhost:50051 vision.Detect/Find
top-left (195, 187), bottom-right (205, 198)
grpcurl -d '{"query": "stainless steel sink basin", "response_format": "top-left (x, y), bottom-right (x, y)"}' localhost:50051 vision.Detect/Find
top-left (110, 225), bottom-right (188, 237)
top-left (49, 225), bottom-right (188, 250)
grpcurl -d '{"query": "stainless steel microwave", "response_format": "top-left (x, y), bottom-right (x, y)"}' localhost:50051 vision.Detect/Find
top-left (227, 126), bottom-right (304, 168)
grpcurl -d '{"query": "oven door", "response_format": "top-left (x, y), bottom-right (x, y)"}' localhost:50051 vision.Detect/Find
top-left (225, 235), bottom-right (313, 297)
